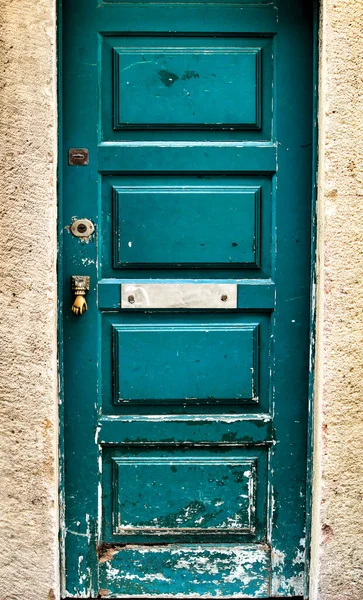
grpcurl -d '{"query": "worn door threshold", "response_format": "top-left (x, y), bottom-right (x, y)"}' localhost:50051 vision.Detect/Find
top-left (63, 597), bottom-right (305, 600)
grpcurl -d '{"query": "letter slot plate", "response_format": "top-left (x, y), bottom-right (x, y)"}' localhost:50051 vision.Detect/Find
top-left (121, 283), bottom-right (237, 310)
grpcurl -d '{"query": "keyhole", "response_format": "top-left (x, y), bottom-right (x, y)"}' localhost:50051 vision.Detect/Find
top-left (77, 223), bottom-right (88, 234)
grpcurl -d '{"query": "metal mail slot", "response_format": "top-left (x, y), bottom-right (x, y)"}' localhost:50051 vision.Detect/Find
top-left (121, 283), bottom-right (237, 310)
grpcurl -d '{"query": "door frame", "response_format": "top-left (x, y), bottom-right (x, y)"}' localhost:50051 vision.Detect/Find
top-left (56, 2), bottom-right (320, 597)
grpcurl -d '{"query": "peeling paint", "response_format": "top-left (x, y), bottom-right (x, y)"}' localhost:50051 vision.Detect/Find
top-left (98, 545), bottom-right (270, 597)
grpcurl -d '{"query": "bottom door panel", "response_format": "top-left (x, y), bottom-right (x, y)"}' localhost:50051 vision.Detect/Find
top-left (99, 447), bottom-right (269, 597)
top-left (98, 544), bottom-right (271, 598)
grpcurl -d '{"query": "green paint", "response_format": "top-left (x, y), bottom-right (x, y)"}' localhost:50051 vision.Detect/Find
top-left (103, 314), bottom-right (271, 416)
top-left (113, 43), bottom-right (261, 128)
top-left (113, 323), bottom-right (259, 404)
top-left (102, 447), bottom-right (267, 545)
top-left (60, 0), bottom-right (315, 597)
top-left (112, 183), bottom-right (261, 267)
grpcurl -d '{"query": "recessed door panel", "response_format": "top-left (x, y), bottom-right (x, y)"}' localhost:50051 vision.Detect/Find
top-left (113, 46), bottom-right (261, 129)
top-left (112, 458), bottom-right (257, 533)
top-left (103, 448), bottom-right (268, 541)
top-left (102, 174), bottom-right (272, 278)
top-left (113, 185), bottom-right (261, 267)
top-left (102, 35), bottom-right (273, 142)
top-left (102, 313), bottom-right (271, 416)
top-left (113, 324), bottom-right (259, 405)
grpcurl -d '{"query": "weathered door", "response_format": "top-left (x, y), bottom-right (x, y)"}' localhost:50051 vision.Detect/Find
top-left (61, 0), bottom-right (313, 597)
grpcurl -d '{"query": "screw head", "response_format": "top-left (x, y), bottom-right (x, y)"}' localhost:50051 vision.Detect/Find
top-left (128, 295), bottom-right (135, 304)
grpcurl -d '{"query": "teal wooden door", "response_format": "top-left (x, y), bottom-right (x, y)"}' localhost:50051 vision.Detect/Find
top-left (61, 1), bottom-right (314, 597)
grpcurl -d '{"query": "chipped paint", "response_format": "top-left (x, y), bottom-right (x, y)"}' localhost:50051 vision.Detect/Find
top-left (271, 547), bottom-right (305, 596)
top-left (81, 257), bottom-right (95, 266)
top-left (98, 545), bottom-right (270, 597)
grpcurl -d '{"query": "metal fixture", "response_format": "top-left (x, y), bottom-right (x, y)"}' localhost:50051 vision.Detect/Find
top-left (70, 219), bottom-right (95, 239)
top-left (68, 148), bottom-right (89, 166)
top-left (121, 283), bottom-right (237, 309)
top-left (71, 276), bottom-right (90, 316)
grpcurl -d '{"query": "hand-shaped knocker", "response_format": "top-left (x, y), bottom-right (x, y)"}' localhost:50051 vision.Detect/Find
top-left (71, 276), bottom-right (90, 316)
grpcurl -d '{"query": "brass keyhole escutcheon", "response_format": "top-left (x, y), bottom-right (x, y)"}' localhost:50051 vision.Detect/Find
top-left (71, 276), bottom-right (90, 316)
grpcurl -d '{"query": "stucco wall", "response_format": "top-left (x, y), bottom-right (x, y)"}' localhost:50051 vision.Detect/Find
top-left (0, 1), bottom-right (58, 600)
top-left (0, 1), bottom-right (362, 600)
top-left (310, 1), bottom-right (363, 599)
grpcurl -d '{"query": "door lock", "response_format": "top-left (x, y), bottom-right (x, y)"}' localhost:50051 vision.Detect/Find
top-left (71, 276), bottom-right (90, 316)
top-left (70, 219), bottom-right (95, 239)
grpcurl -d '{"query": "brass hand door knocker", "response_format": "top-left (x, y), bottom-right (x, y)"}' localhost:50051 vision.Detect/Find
top-left (71, 276), bottom-right (90, 316)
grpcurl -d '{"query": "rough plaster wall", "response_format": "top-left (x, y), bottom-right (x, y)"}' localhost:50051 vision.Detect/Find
top-left (0, 0), bottom-right (362, 599)
top-left (0, 1), bottom-right (58, 600)
top-left (310, 1), bottom-right (363, 599)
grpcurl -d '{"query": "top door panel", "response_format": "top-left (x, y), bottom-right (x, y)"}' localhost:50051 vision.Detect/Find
top-left (113, 46), bottom-right (261, 129)
top-left (101, 36), bottom-right (273, 142)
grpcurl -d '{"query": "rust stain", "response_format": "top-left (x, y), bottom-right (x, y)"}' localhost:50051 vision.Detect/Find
top-left (322, 523), bottom-right (334, 543)
top-left (98, 543), bottom-right (126, 563)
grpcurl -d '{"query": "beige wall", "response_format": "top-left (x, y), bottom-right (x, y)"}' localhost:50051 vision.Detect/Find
top-left (0, 1), bottom-right (362, 599)
top-left (310, 1), bottom-right (363, 599)
top-left (0, 1), bottom-right (58, 600)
